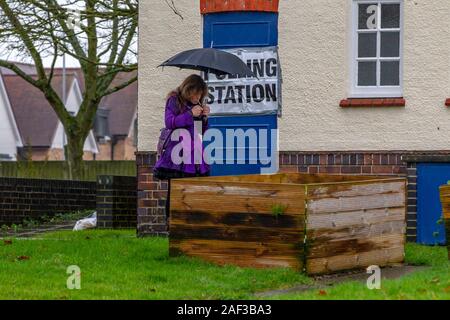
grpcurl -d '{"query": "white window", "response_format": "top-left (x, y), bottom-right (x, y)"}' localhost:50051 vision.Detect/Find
top-left (350, 0), bottom-right (403, 98)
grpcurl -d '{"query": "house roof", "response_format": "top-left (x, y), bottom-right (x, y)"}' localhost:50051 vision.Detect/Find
top-left (41, 67), bottom-right (137, 137)
top-left (0, 62), bottom-right (37, 75)
top-left (99, 71), bottom-right (138, 137)
top-left (0, 61), bottom-right (137, 144)
top-left (1, 73), bottom-right (76, 147)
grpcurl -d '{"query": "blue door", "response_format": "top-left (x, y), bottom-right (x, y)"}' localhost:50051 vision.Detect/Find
top-left (203, 12), bottom-right (279, 176)
top-left (417, 163), bottom-right (450, 245)
top-left (206, 115), bottom-right (277, 176)
top-left (203, 12), bottom-right (278, 49)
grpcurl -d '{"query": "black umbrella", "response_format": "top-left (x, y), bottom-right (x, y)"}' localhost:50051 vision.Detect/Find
top-left (158, 48), bottom-right (256, 78)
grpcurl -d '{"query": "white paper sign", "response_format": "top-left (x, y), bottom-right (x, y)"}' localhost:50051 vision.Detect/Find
top-left (205, 47), bottom-right (281, 115)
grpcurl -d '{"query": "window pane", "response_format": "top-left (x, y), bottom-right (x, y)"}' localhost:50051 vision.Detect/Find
top-left (381, 32), bottom-right (400, 57)
top-left (358, 61), bottom-right (377, 86)
top-left (381, 4), bottom-right (400, 29)
top-left (358, 33), bottom-right (377, 57)
top-left (381, 61), bottom-right (400, 86)
top-left (358, 3), bottom-right (378, 30)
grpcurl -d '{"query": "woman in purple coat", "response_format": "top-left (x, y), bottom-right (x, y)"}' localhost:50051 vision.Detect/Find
top-left (153, 75), bottom-right (211, 220)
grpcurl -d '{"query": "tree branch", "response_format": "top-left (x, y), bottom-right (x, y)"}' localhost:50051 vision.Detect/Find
top-left (0, 59), bottom-right (40, 87)
top-left (99, 74), bottom-right (137, 98)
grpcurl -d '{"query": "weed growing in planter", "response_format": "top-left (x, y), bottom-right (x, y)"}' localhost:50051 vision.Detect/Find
top-left (271, 204), bottom-right (288, 218)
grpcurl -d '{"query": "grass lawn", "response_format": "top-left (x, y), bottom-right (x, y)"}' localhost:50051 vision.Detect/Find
top-left (269, 244), bottom-right (450, 300)
top-left (0, 230), bottom-right (448, 300)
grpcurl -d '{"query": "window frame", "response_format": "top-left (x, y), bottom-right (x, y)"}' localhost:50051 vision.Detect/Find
top-left (349, 0), bottom-right (404, 98)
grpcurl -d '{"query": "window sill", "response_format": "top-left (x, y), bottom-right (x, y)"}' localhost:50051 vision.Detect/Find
top-left (340, 98), bottom-right (406, 108)
top-left (445, 99), bottom-right (450, 107)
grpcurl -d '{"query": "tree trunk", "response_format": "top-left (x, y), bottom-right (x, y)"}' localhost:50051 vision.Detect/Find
top-left (65, 135), bottom-right (85, 180)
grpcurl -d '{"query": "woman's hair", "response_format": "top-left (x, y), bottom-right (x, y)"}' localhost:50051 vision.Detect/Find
top-left (167, 74), bottom-right (208, 111)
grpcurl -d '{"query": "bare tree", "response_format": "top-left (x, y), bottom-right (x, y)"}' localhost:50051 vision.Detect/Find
top-left (0, 0), bottom-right (137, 178)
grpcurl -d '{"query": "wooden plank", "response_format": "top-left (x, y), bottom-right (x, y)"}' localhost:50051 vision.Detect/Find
top-left (306, 233), bottom-right (405, 260)
top-left (170, 224), bottom-right (304, 243)
top-left (439, 185), bottom-right (450, 196)
top-left (285, 173), bottom-right (389, 184)
top-left (178, 173), bottom-right (290, 184)
top-left (307, 192), bottom-right (405, 215)
top-left (307, 246), bottom-right (404, 275)
top-left (439, 186), bottom-right (450, 260)
top-left (306, 180), bottom-right (406, 215)
top-left (307, 180), bottom-right (406, 200)
top-left (446, 218), bottom-right (450, 260)
top-left (307, 207), bottom-right (405, 229)
top-left (180, 173), bottom-right (397, 185)
top-left (307, 220), bottom-right (405, 243)
top-left (439, 202), bottom-right (450, 219)
top-left (171, 210), bottom-right (304, 230)
top-left (170, 181), bottom-right (305, 214)
top-left (170, 239), bottom-right (303, 270)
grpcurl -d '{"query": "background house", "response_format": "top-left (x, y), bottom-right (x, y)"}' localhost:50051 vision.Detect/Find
top-left (137, 0), bottom-right (450, 244)
top-left (93, 71), bottom-right (138, 161)
top-left (0, 63), bottom-right (137, 161)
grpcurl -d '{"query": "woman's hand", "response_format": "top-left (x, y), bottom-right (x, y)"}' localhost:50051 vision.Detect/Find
top-left (191, 105), bottom-right (203, 117)
top-left (202, 105), bottom-right (211, 117)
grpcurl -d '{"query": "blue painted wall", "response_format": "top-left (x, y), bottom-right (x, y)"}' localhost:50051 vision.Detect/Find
top-left (417, 163), bottom-right (449, 245)
top-left (206, 114), bottom-right (277, 176)
top-left (203, 12), bottom-right (279, 176)
top-left (203, 12), bottom-right (278, 48)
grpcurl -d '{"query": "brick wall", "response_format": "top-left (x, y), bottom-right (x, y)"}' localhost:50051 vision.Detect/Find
top-left (136, 152), bottom-right (168, 237)
top-left (136, 150), bottom-right (450, 242)
top-left (96, 175), bottom-right (137, 229)
top-left (200, 0), bottom-right (279, 14)
top-left (0, 176), bottom-right (137, 229)
top-left (0, 177), bottom-right (96, 225)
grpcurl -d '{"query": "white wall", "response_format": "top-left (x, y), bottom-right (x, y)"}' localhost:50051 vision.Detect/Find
top-left (0, 75), bottom-right (21, 159)
top-left (278, 0), bottom-right (450, 151)
top-left (51, 80), bottom-right (98, 153)
top-left (138, 0), bottom-right (202, 152)
top-left (138, 0), bottom-right (450, 152)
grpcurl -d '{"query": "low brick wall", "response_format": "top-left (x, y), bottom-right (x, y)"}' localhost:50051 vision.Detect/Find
top-left (0, 176), bottom-right (137, 229)
top-left (0, 177), bottom-right (96, 225)
top-left (136, 152), bottom-right (168, 237)
top-left (96, 175), bottom-right (137, 229)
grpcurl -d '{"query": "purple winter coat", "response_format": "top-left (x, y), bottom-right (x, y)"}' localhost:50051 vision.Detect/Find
top-left (154, 94), bottom-right (210, 175)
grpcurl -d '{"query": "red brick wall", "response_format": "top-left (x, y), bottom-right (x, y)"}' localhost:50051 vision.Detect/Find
top-left (137, 152), bottom-right (169, 236)
top-left (200, 0), bottom-right (279, 14)
top-left (278, 152), bottom-right (407, 175)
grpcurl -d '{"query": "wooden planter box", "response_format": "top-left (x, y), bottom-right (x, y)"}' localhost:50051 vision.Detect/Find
top-left (169, 173), bottom-right (407, 275)
top-left (438, 185), bottom-right (450, 259)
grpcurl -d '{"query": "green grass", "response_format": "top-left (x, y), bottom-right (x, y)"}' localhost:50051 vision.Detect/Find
top-left (268, 244), bottom-right (450, 300)
top-left (0, 230), bottom-right (448, 300)
top-left (0, 230), bottom-right (309, 300)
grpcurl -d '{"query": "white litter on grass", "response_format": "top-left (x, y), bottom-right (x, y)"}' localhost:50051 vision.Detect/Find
top-left (73, 212), bottom-right (97, 231)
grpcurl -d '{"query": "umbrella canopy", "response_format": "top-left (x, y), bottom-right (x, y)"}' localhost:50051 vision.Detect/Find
top-left (158, 48), bottom-right (256, 78)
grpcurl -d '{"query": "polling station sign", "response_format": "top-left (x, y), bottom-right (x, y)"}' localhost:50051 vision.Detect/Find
top-left (204, 47), bottom-right (282, 115)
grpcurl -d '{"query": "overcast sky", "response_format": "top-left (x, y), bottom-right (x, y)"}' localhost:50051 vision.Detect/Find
top-left (0, 52), bottom-right (81, 68)
top-left (42, 54), bottom-right (81, 68)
